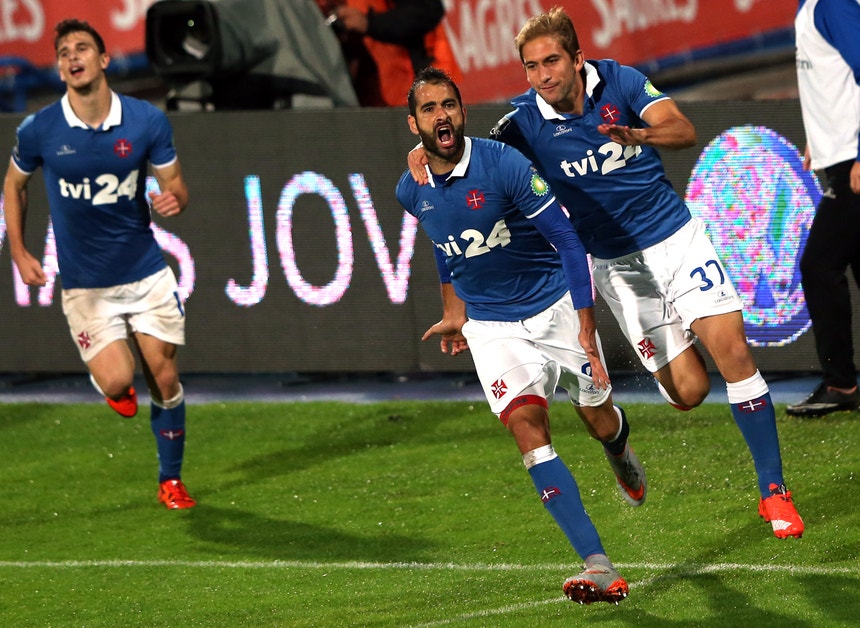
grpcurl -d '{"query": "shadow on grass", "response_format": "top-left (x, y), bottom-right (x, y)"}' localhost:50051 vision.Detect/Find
top-left (624, 476), bottom-right (860, 627)
top-left (623, 572), bottom-right (819, 627)
top-left (212, 404), bottom-right (488, 490)
top-left (623, 568), bottom-right (859, 627)
top-left (182, 504), bottom-right (435, 564)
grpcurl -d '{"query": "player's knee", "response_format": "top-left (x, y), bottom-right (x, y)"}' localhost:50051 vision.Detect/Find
top-left (713, 343), bottom-right (758, 384)
top-left (150, 372), bottom-right (182, 405)
top-left (661, 377), bottom-right (709, 408)
top-left (94, 373), bottom-right (134, 399)
top-left (675, 378), bottom-right (709, 407)
top-left (502, 397), bottom-right (551, 448)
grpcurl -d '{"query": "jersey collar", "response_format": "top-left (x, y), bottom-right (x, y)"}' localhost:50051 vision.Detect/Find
top-left (427, 137), bottom-right (473, 188)
top-left (535, 61), bottom-right (601, 121)
top-left (61, 91), bottom-right (122, 130)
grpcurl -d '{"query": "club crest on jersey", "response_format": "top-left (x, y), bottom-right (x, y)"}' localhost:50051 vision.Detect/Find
top-left (600, 103), bottom-right (620, 124)
top-left (644, 79), bottom-right (663, 98)
top-left (114, 139), bottom-right (133, 158)
top-left (466, 189), bottom-right (485, 210)
top-left (530, 171), bottom-right (549, 197)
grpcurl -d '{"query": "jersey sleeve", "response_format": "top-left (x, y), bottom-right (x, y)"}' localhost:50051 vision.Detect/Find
top-left (528, 202), bottom-right (594, 309)
top-left (147, 106), bottom-right (178, 168)
top-left (396, 171), bottom-right (452, 284)
top-left (817, 0), bottom-right (860, 84)
top-left (615, 63), bottom-right (671, 122)
top-left (395, 170), bottom-right (418, 217)
top-left (11, 114), bottom-right (41, 174)
top-left (396, 171), bottom-right (451, 284)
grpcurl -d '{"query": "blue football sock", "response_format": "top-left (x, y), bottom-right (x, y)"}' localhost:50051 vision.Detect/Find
top-left (727, 372), bottom-right (784, 497)
top-left (527, 452), bottom-right (605, 560)
top-left (150, 400), bottom-right (187, 483)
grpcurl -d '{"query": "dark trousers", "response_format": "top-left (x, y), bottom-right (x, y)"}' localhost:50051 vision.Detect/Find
top-left (799, 160), bottom-right (860, 389)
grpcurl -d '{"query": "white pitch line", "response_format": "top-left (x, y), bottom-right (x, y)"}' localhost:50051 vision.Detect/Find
top-left (0, 560), bottom-right (858, 576)
top-left (2, 559), bottom-right (856, 627)
top-left (407, 562), bottom-right (860, 628)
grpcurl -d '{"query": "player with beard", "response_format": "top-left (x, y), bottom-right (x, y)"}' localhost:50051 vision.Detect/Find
top-left (407, 7), bottom-right (803, 540)
top-left (396, 66), bottom-right (644, 605)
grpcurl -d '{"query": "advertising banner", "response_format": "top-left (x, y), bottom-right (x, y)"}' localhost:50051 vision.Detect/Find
top-left (446, 0), bottom-right (796, 104)
top-left (0, 0), bottom-right (153, 69)
top-left (0, 100), bottom-right (851, 375)
top-left (0, 1), bottom-right (795, 105)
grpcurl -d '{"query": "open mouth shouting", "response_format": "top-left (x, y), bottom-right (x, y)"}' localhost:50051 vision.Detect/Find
top-left (436, 122), bottom-right (455, 150)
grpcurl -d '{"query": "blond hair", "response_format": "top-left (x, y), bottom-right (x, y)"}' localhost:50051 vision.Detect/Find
top-left (515, 6), bottom-right (580, 62)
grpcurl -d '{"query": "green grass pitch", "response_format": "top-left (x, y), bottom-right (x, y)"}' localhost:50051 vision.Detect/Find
top-left (1, 399), bottom-right (858, 626)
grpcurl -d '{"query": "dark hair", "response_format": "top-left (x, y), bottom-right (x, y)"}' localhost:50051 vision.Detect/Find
top-left (515, 6), bottom-right (580, 62)
top-left (54, 19), bottom-right (106, 55)
top-left (407, 67), bottom-right (462, 116)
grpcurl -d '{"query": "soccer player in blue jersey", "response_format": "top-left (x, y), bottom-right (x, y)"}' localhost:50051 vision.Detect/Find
top-left (398, 66), bottom-right (646, 604)
top-left (2, 19), bottom-right (195, 509)
top-left (787, 0), bottom-right (860, 417)
top-left (407, 7), bottom-right (803, 539)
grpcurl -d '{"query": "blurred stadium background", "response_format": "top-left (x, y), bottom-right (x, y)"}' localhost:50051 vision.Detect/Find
top-left (2, 0), bottom-right (799, 112)
top-left (0, 1), bottom-right (841, 404)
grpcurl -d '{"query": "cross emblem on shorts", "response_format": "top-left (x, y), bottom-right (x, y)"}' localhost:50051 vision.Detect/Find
top-left (491, 378), bottom-right (507, 399)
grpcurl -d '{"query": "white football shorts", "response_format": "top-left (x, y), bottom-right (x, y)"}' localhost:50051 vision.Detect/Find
top-left (592, 217), bottom-right (742, 373)
top-left (462, 293), bottom-right (612, 419)
top-left (61, 267), bottom-right (186, 363)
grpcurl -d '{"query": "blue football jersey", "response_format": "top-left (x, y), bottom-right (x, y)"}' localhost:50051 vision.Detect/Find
top-left (12, 92), bottom-right (176, 289)
top-left (491, 59), bottom-right (691, 259)
top-left (397, 137), bottom-right (592, 322)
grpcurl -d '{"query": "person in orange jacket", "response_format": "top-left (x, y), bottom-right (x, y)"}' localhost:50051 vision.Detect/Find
top-left (320, 0), bottom-right (461, 106)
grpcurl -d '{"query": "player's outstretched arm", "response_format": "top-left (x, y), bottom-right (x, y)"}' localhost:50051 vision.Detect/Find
top-left (597, 99), bottom-right (696, 150)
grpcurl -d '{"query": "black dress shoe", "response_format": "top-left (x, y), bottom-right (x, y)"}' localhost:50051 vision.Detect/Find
top-left (786, 382), bottom-right (859, 417)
